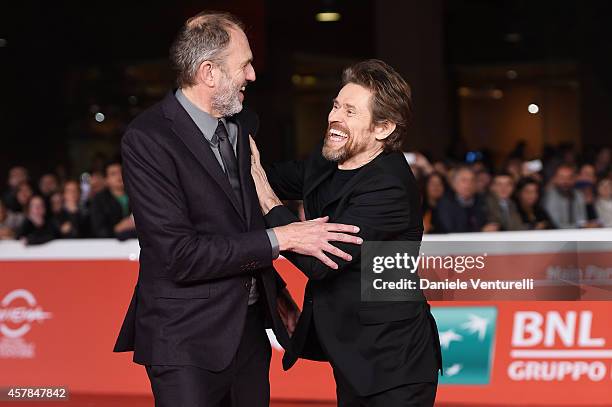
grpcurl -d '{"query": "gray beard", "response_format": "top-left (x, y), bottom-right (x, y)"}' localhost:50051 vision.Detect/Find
top-left (322, 142), bottom-right (349, 162)
top-left (212, 78), bottom-right (243, 117)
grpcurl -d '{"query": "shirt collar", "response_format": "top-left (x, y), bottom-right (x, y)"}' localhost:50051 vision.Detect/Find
top-left (175, 88), bottom-right (230, 147)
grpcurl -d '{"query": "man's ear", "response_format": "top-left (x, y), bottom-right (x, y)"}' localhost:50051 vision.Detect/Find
top-left (196, 61), bottom-right (215, 87)
top-left (374, 120), bottom-right (397, 141)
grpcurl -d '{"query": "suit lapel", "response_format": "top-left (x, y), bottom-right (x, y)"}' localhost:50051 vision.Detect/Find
top-left (166, 95), bottom-right (246, 224)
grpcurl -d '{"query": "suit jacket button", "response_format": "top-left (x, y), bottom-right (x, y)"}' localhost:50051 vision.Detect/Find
top-left (244, 281), bottom-right (250, 289)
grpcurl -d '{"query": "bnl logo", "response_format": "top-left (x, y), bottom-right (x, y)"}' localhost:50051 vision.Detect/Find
top-left (432, 307), bottom-right (497, 385)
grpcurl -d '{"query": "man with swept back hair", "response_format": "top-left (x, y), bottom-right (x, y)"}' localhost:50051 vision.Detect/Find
top-left (113, 11), bottom-right (362, 406)
top-left (251, 59), bottom-right (442, 406)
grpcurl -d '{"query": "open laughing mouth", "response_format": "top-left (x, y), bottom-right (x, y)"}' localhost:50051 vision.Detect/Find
top-left (327, 127), bottom-right (349, 143)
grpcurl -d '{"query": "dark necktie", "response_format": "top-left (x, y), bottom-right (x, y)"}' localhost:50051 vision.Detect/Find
top-left (215, 120), bottom-right (243, 213)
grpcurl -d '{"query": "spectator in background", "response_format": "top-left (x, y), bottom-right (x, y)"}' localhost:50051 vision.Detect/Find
top-left (17, 195), bottom-right (59, 245)
top-left (595, 177), bottom-right (612, 227)
top-left (542, 143), bottom-right (577, 183)
top-left (422, 172), bottom-right (446, 233)
top-left (575, 163), bottom-right (599, 223)
top-left (543, 164), bottom-right (596, 229)
top-left (38, 173), bottom-right (60, 213)
top-left (90, 160), bottom-right (136, 239)
top-left (83, 170), bottom-right (106, 209)
top-left (54, 180), bottom-right (90, 238)
top-left (89, 170), bottom-right (106, 197)
top-left (38, 173), bottom-right (59, 198)
top-left (2, 166), bottom-right (29, 212)
top-left (485, 172), bottom-right (525, 231)
top-left (514, 177), bottom-right (553, 230)
top-left (49, 191), bottom-right (63, 218)
top-left (473, 164), bottom-right (492, 195)
top-left (14, 181), bottom-right (33, 214)
top-left (0, 199), bottom-right (24, 239)
top-left (594, 147), bottom-right (611, 178)
top-left (577, 163), bottom-right (597, 183)
top-left (435, 166), bottom-right (495, 233)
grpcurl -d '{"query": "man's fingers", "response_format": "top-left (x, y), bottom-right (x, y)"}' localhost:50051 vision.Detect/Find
top-left (249, 135), bottom-right (260, 161)
top-left (327, 232), bottom-right (363, 245)
top-left (324, 223), bottom-right (360, 234)
top-left (323, 242), bottom-right (352, 261)
top-left (314, 251), bottom-right (338, 269)
top-left (310, 216), bottom-right (329, 223)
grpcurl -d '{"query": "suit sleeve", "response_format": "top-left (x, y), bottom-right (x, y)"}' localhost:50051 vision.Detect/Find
top-left (265, 174), bottom-right (422, 280)
top-left (264, 160), bottom-right (306, 200)
top-left (122, 128), bottom-right (273, 283)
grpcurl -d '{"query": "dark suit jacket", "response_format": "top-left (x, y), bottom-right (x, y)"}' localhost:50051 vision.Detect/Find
top-left (113, 92), bottom-right (291, 372)
top-left (264, 145), bottom-right (442, 396)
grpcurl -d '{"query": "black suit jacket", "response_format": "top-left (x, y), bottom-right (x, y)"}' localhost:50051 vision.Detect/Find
top-left (113, 92), bottom-right (291, 372)
top-left (264, 145), bottom-right (442, 396)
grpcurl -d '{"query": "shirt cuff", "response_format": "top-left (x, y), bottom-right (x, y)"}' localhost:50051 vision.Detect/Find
top-left (266, 228), bottom-right (280, 259)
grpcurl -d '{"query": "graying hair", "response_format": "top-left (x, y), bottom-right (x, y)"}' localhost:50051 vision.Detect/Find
top-left (170, 11), bottom-right (244, 88)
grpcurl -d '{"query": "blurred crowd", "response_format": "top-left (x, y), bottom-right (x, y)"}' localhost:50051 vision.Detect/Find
top-left (2, 143), bottom-right (612, 245)
top-left (0, 160), bottom-right (136, 245)
top-left (410, 144), bottom-right (612, 233)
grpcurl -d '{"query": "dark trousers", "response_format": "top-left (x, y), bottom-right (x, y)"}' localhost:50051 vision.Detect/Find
top-left (145, 304), bottom-right (272, 407)
top-left (334, 368), bottom-right (438, 407)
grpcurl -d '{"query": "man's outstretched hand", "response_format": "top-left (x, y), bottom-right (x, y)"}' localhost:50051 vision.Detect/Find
top-left (273, 216), bottom-right (362, 270)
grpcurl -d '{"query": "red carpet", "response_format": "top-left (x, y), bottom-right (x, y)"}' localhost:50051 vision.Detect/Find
top-left (0, 394), bottom-right (512, 407)
top-left (0, 394), bottom-right (335, 407)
